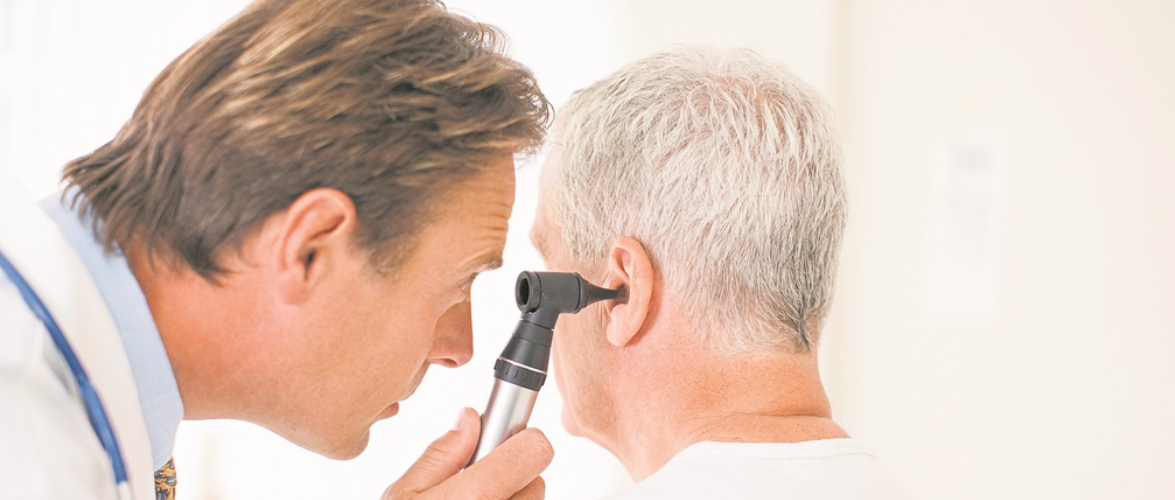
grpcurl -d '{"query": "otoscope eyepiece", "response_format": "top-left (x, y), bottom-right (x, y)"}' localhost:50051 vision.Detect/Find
top-left (516, 271), bottom-right (541, 312)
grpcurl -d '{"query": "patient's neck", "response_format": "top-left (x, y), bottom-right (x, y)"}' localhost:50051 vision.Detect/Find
top-left (609, 344), bottom-right (848, 481)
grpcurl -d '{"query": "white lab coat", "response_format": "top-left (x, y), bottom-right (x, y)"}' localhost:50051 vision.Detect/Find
top-left (0, 175), bottom-right (155, 500)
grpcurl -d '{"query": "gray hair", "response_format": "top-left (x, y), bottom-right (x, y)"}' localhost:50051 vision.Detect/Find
top-left (546, 46), bottom-right (846, 353)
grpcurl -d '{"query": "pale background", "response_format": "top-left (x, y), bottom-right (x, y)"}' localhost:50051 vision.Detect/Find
top-left (2, 0), bottom-right (1173, 499)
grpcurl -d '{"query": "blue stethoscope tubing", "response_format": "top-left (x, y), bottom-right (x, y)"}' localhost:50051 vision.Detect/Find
top-left (0, 249), bottom-right (133, 499)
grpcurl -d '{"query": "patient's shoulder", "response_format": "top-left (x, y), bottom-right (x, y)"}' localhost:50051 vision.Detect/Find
top-left (598, 440), bottom-right (919, 500)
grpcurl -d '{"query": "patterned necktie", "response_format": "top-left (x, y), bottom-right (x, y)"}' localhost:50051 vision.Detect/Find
top-left (155, 458), bottom-right (177, 500)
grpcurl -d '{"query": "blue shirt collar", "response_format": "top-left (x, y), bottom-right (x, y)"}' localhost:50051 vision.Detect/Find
top-left (41, 192), bottom-right (184, 470)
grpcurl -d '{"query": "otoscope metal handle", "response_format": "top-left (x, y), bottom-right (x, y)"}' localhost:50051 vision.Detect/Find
top-left (466, 271), bottom-right (620, 467)
top-left (467, 376), bottom-right (540, 466)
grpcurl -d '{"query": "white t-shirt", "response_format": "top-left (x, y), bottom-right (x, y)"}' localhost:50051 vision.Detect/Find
top-left (601, 439), bottom-right (918, 500)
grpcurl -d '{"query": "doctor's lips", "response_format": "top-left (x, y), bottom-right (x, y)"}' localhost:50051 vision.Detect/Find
top-left (379, 369), bottom-right (426, 419)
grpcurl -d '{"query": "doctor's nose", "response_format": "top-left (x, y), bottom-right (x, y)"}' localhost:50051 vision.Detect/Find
top-left (429, 299), bottom-right (474, 368)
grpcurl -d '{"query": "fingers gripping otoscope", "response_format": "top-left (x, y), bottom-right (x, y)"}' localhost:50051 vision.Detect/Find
top-left (467, 271), bottom-right (625, 466)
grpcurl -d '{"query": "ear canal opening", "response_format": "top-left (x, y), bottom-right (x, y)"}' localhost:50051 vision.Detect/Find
top-left (613, 284), bottom-right (629, 305)
top-left (582, 282), bottom-right (626, 308)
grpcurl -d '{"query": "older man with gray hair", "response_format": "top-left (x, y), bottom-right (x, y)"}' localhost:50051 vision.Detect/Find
top-left (530, 47), bottom-right (917, 498)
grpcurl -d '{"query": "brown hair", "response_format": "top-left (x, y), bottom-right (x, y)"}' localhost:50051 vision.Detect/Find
top-left (63, 0), bottom-right (550, 279)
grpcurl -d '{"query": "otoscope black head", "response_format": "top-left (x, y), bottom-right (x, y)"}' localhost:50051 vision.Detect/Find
top-left (516, 271), bottom-right (622, 317)
top-left (496, 271), bottom-right (624, 391)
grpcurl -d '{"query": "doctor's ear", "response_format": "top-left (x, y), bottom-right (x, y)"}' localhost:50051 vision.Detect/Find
top-left (602, 237), bottom-right (654, 348)
top-left (273, 188), bottom-right (357, 303)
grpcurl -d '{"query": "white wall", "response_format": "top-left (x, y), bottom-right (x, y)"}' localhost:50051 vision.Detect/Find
top-left (0, 0), bottom-right (258, 196)
top-left (4, 1), bottom-right (1173, 499)
top-left (827, 1), bottom-right (1175, 498)
top-left (612, 0), bottom-right (839, 95)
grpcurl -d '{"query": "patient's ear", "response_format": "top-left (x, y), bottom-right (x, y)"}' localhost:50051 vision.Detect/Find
top-left (603, 237), bottom-right (654, 347)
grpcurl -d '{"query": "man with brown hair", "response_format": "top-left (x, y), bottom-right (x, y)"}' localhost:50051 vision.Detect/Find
top-left (0, 0), bottom-right (554, 499)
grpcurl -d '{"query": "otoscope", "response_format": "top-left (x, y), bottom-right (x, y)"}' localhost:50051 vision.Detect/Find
top-left (467, 271), bottom-right (624, 466)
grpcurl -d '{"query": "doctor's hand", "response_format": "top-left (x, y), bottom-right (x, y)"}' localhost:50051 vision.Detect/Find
top-left (383, 407), bottom-right (553, 500)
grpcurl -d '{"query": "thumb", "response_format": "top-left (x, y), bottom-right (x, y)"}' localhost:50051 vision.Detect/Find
top-left (392, 407), bottom-right (481, 495)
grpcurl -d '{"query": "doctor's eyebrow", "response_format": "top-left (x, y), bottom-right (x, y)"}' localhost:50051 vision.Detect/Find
top-left (474, 254), bottom-right (504, 272)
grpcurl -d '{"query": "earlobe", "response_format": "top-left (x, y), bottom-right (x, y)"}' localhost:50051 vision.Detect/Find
top-left (604, 237), bottom-right (654, 348)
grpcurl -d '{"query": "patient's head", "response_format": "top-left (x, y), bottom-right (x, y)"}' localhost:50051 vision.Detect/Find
top-left (532, 47), bottom-right (846, 457)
